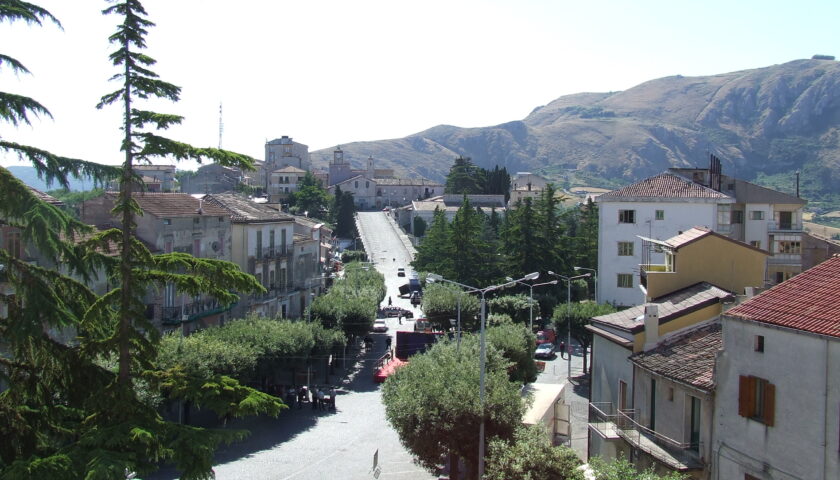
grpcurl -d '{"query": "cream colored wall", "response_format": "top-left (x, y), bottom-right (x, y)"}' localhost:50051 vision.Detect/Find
top-left (632, 303), bottom-right (721, 352)
top-left (646, 235), bottom-right (766, 299)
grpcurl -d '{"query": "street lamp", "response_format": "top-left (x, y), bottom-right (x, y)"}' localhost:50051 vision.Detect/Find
top-left (425, 275), bottom-right (479, 351)
top-left (505, 277), bottom-right (559, 332)
top-left (426, 271), bottom-right (539, 479)
top-left (548, 271), bottom-right (591, 381)
top-left (573, 266), bottom-right (598, 303)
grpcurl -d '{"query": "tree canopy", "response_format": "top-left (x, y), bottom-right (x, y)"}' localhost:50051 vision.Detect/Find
top-left (486, 425), bottom-right (584, 480)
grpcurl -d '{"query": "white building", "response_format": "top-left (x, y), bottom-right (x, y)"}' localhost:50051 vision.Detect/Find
top-left (596, 160), bottom-right (806, 307)
top-left (714, 256), bottom-right (840, 480)
top-left (509, 172), bottom-right (550, 206)
top-left (399, 194), bottom-right (505, 234)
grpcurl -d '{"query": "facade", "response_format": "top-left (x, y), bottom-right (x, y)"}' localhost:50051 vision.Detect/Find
top-left (326, 147), bottom-right (442, 210)
top-left (713, 256), bottom-right (840, 480)
top-left (267, 165), bottom-right (308, 204)
top-left (509, 172), bottom-right (550, 206)
top-left (260, 136), bottom-right (311, 193)
top-left (587, 227), bottom-right (767, 475)
top-left (597, 161), bottom-right (805, 307)
top-left (133, 164), bottom-right (177, 192)
top-left (204, 193), bottom-right (296, 319)
top-left (81, 192), bottom-right (234, 333)
top-left (180, 163), bottom-right (245, 195)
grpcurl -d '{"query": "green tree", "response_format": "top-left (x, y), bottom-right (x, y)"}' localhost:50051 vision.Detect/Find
top-left (486, 425), bottom-right (584, 480)
top-left (329, 184), bottom-right (342, 223)
top-left (501, 197), bottom-right (540, 277)
top-left (382, 337), bottom-right (524, 480)
top-left (551, 301), bottom-right (617, 375)
top-left (310, 263), bottom-right (384, 338)
top-left (445, 156), bottom-right (485, 194)
top-left (420, 282), bottom-right (480, 332)
top-left (450, 196), bottom-right (493, 286)
top-left (589, 455), bottom-right (687, 479)
top-left (484, 165), bottom-right (511, 201)
top-left (412, 207), bottom-right (453, 278)
top-left (412, 214), bottom-right (428, 237)
top-left (534, 183), bottom-right (568, 275)
top-left (334, 190), bottom-right (356, 237)
top-left (486, 320), bottom-right (538, 384)
top-left (488, 294), bottom-right (539, 326)
top-left (289, 171), bottom-right (329, 218)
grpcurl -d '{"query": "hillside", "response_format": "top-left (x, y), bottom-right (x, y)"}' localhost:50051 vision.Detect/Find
top-left (311, 59), bottom-right (840, 206)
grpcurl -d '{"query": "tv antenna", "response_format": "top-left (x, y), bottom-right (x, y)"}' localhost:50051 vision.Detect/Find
top-left (218, 102), bottom-right (224, 149)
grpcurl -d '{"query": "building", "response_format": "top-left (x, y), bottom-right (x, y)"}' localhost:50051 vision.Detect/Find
top-left (133, 164), bottom-right (177, 192)
top-left (204, 193), bottom-right (296, 319)
top-left (587, 227), bottom-right (767, 475)
top-left (179, 163), bottom-right (247, 195)
top-left (326, 147), bottom-right (442, 210)
top-left (260, 136), bottom-right (311, 194)
top-left (713, 256), bottom-right (840, 480)
top-left (398, 194), bottom-right (505, 234)
top-left (267, 165), bottom-right (308, 204)
top-left (596, 156), bottom-right (805, 307)
top-left (509, 172), bottom-right (550, 206)
top-left (81, 192), bottom-right (234, 333)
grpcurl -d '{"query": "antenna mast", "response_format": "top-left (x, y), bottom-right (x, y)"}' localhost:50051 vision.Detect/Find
top-left (218, 102), bottom-right (224, 149)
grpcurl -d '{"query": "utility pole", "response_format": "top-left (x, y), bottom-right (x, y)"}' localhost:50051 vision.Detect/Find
top-left (218, 102), bottom-right (224, 149)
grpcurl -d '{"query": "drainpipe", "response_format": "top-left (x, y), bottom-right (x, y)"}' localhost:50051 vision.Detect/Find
top-left (823, 337), bottom-right (829, 479)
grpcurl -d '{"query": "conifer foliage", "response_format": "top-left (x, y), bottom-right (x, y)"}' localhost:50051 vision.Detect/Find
top-left (1, 2), bottom-right (283, 478)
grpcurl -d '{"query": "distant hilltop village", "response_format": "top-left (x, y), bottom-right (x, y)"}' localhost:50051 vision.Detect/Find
top-left (177, 135), bottom-right (442, 210)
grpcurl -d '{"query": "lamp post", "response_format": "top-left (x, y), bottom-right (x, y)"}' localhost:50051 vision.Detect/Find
top-left (573, 266), bottom-right (598, 303)
top-left (426, 271), bottom-right (539, 479)
top-left (506, 278), bottom-right (559, 331)
top-left (548, 271), bottom-right (591, 381)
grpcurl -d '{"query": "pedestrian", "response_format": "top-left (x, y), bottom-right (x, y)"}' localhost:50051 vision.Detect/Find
top-left (398, 314), bottom-right (402, 325)
top-left (329, 387), bottom-right (337, 411)
top-left (311, 387), bottom-right (319, 410)
top-left (318, 388), bottom-right (326, 410)
top-left (386, 336), bottom-right (392, 351)
top-left (559, 341), bottom-right (566, 359)
top-left (388, 296), bottom-right (392, 306)
top-left (298, 386), bottom-right (307, 409)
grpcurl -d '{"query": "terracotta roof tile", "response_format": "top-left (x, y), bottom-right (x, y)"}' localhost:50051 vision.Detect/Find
top-left (205, 193), bottom-right (293, 223)
top-left (598, 173), bottom-right (731, 200)
top-left (725, 256), bottom-right (840, 338)
top-left (631, 322), bottom-right (721, 391)
top-left (105, 192), bottom-right (230, 218)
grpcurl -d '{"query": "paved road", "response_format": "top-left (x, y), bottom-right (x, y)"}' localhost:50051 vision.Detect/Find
top-left (149, 212), bottom-right (432, 480)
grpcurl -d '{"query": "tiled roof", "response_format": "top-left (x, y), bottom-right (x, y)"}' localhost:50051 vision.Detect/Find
top-left (662, 226), bottom-right (768, 254)
top-left (598, 173), bottom-right (731, 200)
top-left (271, 166), bottom-right (306, 173)
top-left (591, 282), bottom-right (732, 332)
top-left (106, 192), bottom-right (230, 218)
top-left (631, 322), bottom-right (721, 391)
top-left (30, 187), bottom-right (64, 206)
top-left (375, 178), bottom-right (442, 187)
top-left (725, 256), bottom-right (840, 338)
top-left (205, 193), bottom-right (293, 223)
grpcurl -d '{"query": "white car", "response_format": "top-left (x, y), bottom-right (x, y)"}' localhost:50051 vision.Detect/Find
top-left (373, 319), bottom-right (388, 333)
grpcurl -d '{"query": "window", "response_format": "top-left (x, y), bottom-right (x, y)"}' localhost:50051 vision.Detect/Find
top-left (655, 210), bottom-right (664, 220)
top-left (355, 180), bottom-right (359, 189)
top-left (193, 217), bottom-right (200, 224)
top-left (750, 240), bottom-right (761, 249)
top-left (754, 335), bottom-right (764, 352)
top-left (256, 231), bottom-right (263, 259)
top-left (163, 218), bottom-right (171, 225)
top-left (618, 380), bottom-right (628, 411)
top-left (366, 181), bottom-right (370, 188)
top-left (732, 210), bottom-right (744, 224)
top-left (668, 387), bottom-right (674, 402)
top-left (192, 238), bottom-right (201, 257)
top-left (750, 211), bottom-right (765, 220)
top-left (618, 210), bottom-right (636, 224)
top-left (218, 216), bottom-right (224, 222)
top-left (618, 241), bottom-right (634, 256)
top-left (778, 241), bottom-right (801, 254)
top-left (717, 204), bottom-right (731, 228)
top-left (617, 273), bottom-right (633, 288)
top-left (738, 375), bottom-right (775, 426)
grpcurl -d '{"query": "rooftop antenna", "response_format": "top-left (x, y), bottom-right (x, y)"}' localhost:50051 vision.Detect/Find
top-left (218, 102), bottom-right (223, 149)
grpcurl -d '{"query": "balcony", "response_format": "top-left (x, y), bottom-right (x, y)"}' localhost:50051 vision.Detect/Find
top-left (614, 409), bottom-right (703, 471)
top-left (589, 402), bottom-right (621, 439)
top-left (251, 245), bottom-right (291, 261)
top-left (767, 221), bottom-right (803, 233)
top-left (157, 298), bottom-right (233, 325)
top-left (639, 264), bottom-right (673, 289)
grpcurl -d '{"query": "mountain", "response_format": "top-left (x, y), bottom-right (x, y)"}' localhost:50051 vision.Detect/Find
top-left (5, 166), bottom-right (99, 193)
top-left (311, 59), bottom-right (840, 203)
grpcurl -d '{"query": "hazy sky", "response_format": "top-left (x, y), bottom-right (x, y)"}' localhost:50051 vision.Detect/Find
top-left (2, 0), bottom-right (838, 170)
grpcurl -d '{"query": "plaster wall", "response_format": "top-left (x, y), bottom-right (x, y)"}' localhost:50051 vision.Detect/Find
top-left (632, 304), bottom-right (721, 352)
top-left (591, 334), bottom-right (634, 408)
top-left (597, 200), bottom-right (719, 307)
top-left (713, 318), bottom-right (840, 480)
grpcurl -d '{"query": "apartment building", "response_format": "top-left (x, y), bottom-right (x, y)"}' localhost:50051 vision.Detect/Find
top-left (81, 192), bottom-right (234, 333)
top-left (597, 156), bottom-right (805, 307)
top-left (713, 256), bottom-right (840, 480)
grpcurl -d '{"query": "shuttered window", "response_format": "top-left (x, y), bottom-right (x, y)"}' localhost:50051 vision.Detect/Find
top-left (738, 375), bottom-right (775, 426)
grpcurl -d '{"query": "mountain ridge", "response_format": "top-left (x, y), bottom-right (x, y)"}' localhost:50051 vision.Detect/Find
top-left (311, 59), bottom-right (840, 203)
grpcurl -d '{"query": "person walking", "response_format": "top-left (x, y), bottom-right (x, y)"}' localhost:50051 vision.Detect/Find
top-left (329, 387), bottom-right (337, 411)
top-left (311, 387), bottom-right (319, 410)
top-left (388, 296), bottom-right (392, 306)
top-left (317, 388), bottom-right (326, 410)
top-left (559, 341), bottom-right (566, 359)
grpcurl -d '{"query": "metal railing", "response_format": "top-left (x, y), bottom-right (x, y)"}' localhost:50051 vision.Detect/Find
top-left (615, 409), bottom-right (701, 469)
top-left (767, 221), bottom-right (803, 232)
top-left (589, 402), bottom-right (618, 437)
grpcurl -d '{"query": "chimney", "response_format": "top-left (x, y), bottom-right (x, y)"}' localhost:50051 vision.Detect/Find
top-left (795, 170), bottom-right (800, 198)
top-left (643, 304), bottom-right (659, 350)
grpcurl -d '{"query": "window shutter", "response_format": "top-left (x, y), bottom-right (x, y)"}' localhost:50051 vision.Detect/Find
top-left (763, 382), bottom-right (775, 426)
top-left (738, 375), bottom-right (751, 417)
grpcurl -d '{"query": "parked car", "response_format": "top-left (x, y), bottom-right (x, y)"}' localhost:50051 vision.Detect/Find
top-left (397, 267), bottom-right (406, 277)
top-left (534, 343), bottom-right (555, 359)
top-left (373, 319), bottom-right (388, 333)
top-left (535, 328), bottom-right (556, 345)
top-left (409, 290), bottom-right (422, 306)
top-left (381, 306), bottom-right (413, 318)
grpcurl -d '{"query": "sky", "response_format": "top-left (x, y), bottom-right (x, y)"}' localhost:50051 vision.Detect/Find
top-left (2, 0), bottom-right (839, 171)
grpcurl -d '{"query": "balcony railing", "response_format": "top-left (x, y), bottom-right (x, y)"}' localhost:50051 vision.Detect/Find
top-left (251, 245), bottom-right (291, 260)
top-left (156, 298), bottom-right (232, 325)
top-left (589, 402), bottom-right (620, 438)
top-left (615, 410), bottom-right (702, 471)
top-left (767, 221), bottom-right (803, 232)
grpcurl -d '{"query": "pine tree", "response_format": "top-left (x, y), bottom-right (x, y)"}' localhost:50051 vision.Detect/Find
top-left (449, 196), bottom-right (492, 286)
top-left (412, 207), bottom-right (453, 278)
top-left (500, 197), bottom-right (540, 278)
top-left (533, 183), bottom-right (568, 275)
